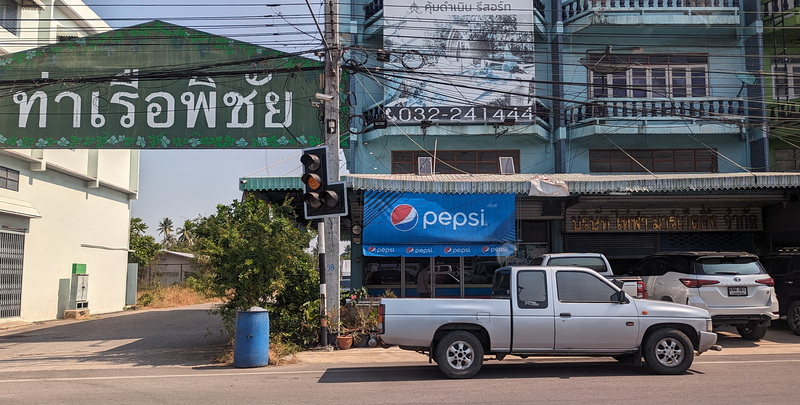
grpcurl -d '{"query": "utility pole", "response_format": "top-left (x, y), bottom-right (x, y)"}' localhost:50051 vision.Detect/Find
top-left (322, 0), bottom-right (342, 339)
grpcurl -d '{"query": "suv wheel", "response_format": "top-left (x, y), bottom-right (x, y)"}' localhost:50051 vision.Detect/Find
top-left (788, 301), bottom-right (800, 336)
top-left (736, 321), bottom-right (768, 340)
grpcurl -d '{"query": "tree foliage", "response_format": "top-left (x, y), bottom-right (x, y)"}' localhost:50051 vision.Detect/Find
top-left (189, 198), bottom-right (318, 346)
top-left (129, 217), bottom-right (162, 278)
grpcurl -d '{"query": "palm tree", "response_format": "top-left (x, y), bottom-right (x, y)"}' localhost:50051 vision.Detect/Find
top-left (177, 220), bottom-right (193, 246)
top-left (157, 217), bottom-right (174, 248)
top-left (130, 217), bottom-right (148, 236)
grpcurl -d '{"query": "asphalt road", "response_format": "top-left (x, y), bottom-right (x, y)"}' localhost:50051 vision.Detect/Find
top-left (2, 305), bottom-right (800, 404)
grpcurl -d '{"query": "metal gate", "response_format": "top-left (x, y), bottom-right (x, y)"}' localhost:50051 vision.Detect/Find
top-left (0, 231), bottom-right (25, 318)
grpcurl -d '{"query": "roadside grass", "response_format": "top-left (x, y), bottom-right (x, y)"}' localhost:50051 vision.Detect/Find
top-left (136, 283), bottom-right (219, 308)
top-left (136, 283), bottom-right (299, 365)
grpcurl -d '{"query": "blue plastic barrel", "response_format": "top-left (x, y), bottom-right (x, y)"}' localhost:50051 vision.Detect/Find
top-left (233, 309), bottom-right (270, 368)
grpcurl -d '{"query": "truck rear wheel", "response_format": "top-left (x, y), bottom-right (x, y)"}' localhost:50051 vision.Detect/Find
top-left (435, 331), bottom-right (484, 379)
top-left (643, 328), bottom-right (694, 375)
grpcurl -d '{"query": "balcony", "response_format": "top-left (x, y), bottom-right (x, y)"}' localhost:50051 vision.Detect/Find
top-left (564, 98), bottom-right (746, 132)
top-left (561, 0), bottom-right (740, 34)
top-left (763, 0), bottom-right (800, 28)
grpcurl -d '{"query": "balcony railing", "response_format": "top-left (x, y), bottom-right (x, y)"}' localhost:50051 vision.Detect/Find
top-left (763, 0), bottom-right (799, 25)
top-left (564, 98), bottom-right (745, 127)
top-left (562, 0), bottom-right (740, 24)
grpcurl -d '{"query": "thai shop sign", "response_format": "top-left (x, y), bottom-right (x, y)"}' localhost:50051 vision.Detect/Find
top-left (362, 190), bottom-right (516, 257)
top-left (0, 21), bottom-right (323, 149)
top-left (381, 0), bottom-right (536, 124)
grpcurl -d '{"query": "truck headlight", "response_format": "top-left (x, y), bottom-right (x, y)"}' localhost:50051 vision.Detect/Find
top-left (706, 319), bottom-right (713, 332)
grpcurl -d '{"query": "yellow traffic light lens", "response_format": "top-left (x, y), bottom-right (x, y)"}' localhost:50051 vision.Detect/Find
top-left (301, 173), bottom-right (323, 190)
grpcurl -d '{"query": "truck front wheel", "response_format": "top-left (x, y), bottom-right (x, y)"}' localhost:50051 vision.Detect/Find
top-left (435, 331), bottom-right (484, 379)
top-left (643, 328), bottom-right (694, 375)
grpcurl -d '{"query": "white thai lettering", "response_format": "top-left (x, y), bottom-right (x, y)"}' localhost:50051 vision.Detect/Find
top-left (110, 92), bottom-right (140, 128)
top-left (54, 92), bottom-right (82, 128)
top-left (246, 73), bottom-right (272, 86)
top-left (223, 89), bottom-right (257, 128)
top-left (13, 91), bottom-right (47, 128)
top-left (181, 91), bottom-right (217, 128)
top-left (91, 91), bottom-right (105, 128)
top-left (145, 92), bottom-right (175, 128)
top-left (264, 91), bottom-right (293, 128)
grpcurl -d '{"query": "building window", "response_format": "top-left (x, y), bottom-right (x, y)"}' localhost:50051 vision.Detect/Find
top-left (0, 0), bottom-right (19, 36)
top-left (588, 54), bottom-right (708, 99)
top-left (771, 59), bottom-right (800, 100)
top-left (391, 150), bottom-right (520, 174)
top-left (589, 149), bottom-right (718, 173)
top-left (0, 166), bottom-right (20, 191)
top-left (774, 149), bottom-right (800, 171)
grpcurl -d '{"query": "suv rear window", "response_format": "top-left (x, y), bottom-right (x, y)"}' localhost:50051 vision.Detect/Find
top-left (546, 257), bottom-right (606, 272)
top-left (693, 258), bottom-right (765, 275)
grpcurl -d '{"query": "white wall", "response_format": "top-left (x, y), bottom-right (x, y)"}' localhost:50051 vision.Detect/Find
top-left (0, 1), bottom-right (138, 323)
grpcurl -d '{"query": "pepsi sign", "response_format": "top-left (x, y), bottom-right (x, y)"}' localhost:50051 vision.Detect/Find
top-left (363, 191), bottom-right (515, 247)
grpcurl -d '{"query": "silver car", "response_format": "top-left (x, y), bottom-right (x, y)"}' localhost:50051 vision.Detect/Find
top-left (629, 251), bottom-right (779, 340)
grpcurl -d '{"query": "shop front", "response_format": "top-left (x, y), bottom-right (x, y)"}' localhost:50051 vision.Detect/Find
top-left (360, 190), bottom-right (516, 297)
top-left (563, 194), bottom-right (787, 273)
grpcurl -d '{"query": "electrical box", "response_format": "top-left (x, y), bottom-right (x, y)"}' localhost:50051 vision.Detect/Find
top-left (67, 264), bottom-right (89, 310)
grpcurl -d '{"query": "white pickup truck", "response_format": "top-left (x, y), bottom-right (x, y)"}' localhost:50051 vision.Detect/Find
top-left (378, 265), bottom-right (719, 378)
top-left (531, 253), bottom-right (646, 298)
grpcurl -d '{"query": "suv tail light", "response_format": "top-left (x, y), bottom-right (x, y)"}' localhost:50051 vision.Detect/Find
top-left (756, 278), bottom-right (774, 287)
top-left (378, 303), bottom-right (385, 334)
top-left (680, 278), bottom-right (720, 288)
top-left (637, 280), bottom-right (647, 299)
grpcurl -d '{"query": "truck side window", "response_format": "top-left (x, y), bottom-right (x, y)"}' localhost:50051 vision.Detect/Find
top-left (492, 269), bottom-right (511, 299)
top-left (556, 271), bottom-right (618, 303)
top-left (516, 270), bottom-right (548, 309)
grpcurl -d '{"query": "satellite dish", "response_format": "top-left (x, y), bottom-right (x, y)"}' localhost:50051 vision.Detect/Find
top-left (736, 73), bottom-right (757, 85)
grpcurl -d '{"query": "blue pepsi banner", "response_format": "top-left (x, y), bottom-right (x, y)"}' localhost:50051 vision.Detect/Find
top-left (362, 191), bottom-right (515, 256)
top-left (363, 244), bottom-right (516, 258)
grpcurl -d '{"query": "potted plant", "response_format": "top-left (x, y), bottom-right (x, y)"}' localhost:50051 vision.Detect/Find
top-left (337, 287), bottom-right (378, 349)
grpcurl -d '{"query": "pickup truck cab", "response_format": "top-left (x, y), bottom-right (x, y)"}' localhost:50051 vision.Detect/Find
top-left (378, 266), bottom-right (719, 378)
top-left (531, 253), bottom-right (646, 298)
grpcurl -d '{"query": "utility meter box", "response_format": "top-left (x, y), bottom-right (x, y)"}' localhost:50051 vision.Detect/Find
top-left (65, 264), bottom-right (89, 319)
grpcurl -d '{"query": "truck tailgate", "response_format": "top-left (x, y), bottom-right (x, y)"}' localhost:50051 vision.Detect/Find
top-left (380, 298), bottom-right (511, 348)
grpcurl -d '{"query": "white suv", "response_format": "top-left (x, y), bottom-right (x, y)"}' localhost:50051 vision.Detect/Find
top-left (628, 251), bottom-right (779, 340)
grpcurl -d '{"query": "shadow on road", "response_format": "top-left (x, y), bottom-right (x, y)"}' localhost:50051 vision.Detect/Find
top-left (317, 359), bottom-right (666, 383)
top-left (0, 305), bottom-right (229, 368)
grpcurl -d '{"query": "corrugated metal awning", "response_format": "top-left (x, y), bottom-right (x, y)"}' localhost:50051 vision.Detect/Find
top-left (240, 172), bottom-right (800, 195)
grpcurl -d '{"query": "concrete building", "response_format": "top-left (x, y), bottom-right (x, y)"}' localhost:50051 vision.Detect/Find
top-left (0, 1), bottom-right (139, 322)
top-left (243, 1), bottom-right (800, 298)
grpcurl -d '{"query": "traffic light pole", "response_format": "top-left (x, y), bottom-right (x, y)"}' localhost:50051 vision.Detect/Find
top-left (322, 0), bottom-right (341, 341)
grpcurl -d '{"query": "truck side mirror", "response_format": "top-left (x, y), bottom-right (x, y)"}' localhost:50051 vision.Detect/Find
top-left (611, 290), bottom-right (629, 304)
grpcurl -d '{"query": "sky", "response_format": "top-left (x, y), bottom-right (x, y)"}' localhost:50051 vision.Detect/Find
top-left (81, 1), bottom-right (335, 239)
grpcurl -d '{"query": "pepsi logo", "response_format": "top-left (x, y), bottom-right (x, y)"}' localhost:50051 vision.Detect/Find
top-left (406, 247), bottom-right (414, 254)
top-left (444, 247), bottom-right (452, 254)
top-left (482, 246), bottom-right (490, 253)
top-left (368, 246), bottom-right (376, 253)
top-left (391, 204), bottom-right (418, 231)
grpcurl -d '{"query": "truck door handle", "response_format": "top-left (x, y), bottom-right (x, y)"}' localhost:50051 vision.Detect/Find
top-left (559, 313), bottom-right (571, 318)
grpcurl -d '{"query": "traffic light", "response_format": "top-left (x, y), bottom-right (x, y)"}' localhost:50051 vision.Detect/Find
top-left (300, 146), bottom-right (348, 219)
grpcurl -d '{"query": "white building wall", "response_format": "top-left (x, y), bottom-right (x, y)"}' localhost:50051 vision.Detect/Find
top-left (0, 1), bottom-right (139, 323)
